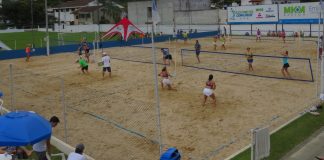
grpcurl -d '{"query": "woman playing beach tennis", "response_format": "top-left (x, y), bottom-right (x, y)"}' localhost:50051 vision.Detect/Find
top-left (245, 47), bottom-right (254, 71)
top-left (158, 67), bottom-right (176, 90)
top-left (213, 36), bottom-right (218, 50)
top-left (202, 74), bottom-right (216, 106)
top-left (195, 40), bottom-right (201, 63)
top-left (281, 50), bottom-right (291, 78)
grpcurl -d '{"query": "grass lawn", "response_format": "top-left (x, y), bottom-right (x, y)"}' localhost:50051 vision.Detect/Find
top-left (25, 145), bottom-right (66, 160)
top-left (0, 31), bottom-right (98, 50)
top-left (231, 108), bottom-right (324, 160)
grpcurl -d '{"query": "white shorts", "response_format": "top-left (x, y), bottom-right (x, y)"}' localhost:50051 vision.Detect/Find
top-left (162, 78), bottom-right (171, 86)
top-left (257, 35), bottom-right (261, 38)
top-left (203, 88), bottom-right (213, 96)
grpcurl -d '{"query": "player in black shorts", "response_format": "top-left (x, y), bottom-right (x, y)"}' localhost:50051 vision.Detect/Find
top-left (161, 48), bottom-right (173, 65)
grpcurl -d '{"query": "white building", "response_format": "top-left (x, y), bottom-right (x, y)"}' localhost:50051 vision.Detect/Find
top-left (241, 0), bottom-right (300, 6)
top-left (50, 0), bottom-right (98, 25)
top-left (127, 0), bottom-right (227, 25)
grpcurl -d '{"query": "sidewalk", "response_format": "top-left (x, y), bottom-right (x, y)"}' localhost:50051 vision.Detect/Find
top-left (283, 127), bottom-right (324, 160)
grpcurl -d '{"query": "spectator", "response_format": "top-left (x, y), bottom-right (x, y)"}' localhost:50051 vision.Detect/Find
top-left (33, 116), bottom-right (60, 160)
top-left (67, 144), bottom-right (87, 160)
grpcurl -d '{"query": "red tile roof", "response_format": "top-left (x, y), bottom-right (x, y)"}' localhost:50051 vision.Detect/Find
top-left (55, 0), bottom-right (94, 8)
top-left (73, 6), bottom-right (101, 14)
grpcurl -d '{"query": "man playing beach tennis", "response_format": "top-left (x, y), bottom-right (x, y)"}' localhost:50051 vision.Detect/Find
top-left (220, 35), bottom-right (226, 50)
top-left (161, 48), bottom-right (173, 65)
top-left (195, 40), bottom-right (201, 63)
top-left (101, 52), bottom-right (111, 78)
top-left (256, 29), bottom-right (261, 42)
top-left (77, 56), bottom-right (89, 74)
top-left (281, 50), bottom-right (290, 78)
top-left (25, 44), bottom-right (31, 62)
top-left (245, 47), bottom-right (254, 71)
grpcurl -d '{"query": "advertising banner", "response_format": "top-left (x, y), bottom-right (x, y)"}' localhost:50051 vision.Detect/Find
top-left (278, 2), bottom-right (321, 24)
top-left (228, 5), bottom-right (278, 24)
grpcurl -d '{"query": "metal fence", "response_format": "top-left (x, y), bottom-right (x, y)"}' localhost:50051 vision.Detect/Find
top-left (0, 63), bottom-right (161, 160)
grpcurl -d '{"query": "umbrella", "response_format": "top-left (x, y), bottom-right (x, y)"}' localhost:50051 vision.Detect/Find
top-left (0, 111), bottom-right (52, 146)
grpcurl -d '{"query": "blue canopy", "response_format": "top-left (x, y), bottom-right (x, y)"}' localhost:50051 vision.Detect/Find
top-left (0, 111), bottom-right (52, 146)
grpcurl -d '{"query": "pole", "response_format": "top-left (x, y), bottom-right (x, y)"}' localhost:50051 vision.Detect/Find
top-left (45, 0), bottom-right (50, 56)
top-left (61, 79), bottom-right (68, 143)
top-left (316, 8), bottom-right (321, 98)
top-left (31, 0), bottom-right (34, 48)
top-left (9, 64), bottom-right (13, 111)
top-left (151, 24), bottom-right (162, 156)
top-left (320, 0), bottom-right (324, 100)
top-left (97, 0), bottom-right (103, 52)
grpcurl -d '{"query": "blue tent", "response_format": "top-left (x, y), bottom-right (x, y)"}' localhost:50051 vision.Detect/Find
top-left (0, 111), bottom-right (52, 146)
top-left (160, 147), bottom-right (181, 160)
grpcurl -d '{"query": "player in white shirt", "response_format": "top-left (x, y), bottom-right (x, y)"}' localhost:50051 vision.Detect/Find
top-left (101, 52), bottom-right (111, 78)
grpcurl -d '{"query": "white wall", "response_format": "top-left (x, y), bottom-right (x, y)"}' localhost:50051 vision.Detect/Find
top-left (226, 24), bottom-right (323, 36)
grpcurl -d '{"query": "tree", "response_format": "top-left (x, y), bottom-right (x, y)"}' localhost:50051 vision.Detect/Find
top-left (99, 0), bottom-right (124, 23)
top-left (1, 0), bottom-right (62, 28)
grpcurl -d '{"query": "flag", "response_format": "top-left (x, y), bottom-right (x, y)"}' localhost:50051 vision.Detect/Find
top-left (152, 0), bottom-right (161, 27)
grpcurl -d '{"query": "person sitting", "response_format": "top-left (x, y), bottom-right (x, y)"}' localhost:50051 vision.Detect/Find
top-left (0, 146), bottom-right (33, 159)
top-left (67, 144), bottom-right (87, 160)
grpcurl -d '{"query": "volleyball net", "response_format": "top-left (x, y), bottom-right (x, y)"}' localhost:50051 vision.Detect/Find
top-left (180, 49), bottom-right (314, 82)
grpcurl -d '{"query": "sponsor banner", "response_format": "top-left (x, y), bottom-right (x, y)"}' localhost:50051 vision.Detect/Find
top-left (228, 4), bottom-right (278, 24)
top-left (279, 2), bottom-right (321, 23)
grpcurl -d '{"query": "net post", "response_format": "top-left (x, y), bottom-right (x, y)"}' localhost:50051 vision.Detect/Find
top-left (61, 78), bottom-right (68, 143)
top-left (9, 64), bottom-right (14, 111)
top-left (309, 59), bottom-right (315, 82)
top-left (181, 49), bottom-right (184, 66)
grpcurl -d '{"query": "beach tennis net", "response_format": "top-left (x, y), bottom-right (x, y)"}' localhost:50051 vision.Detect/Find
top-left (180, 49), bottom-right (314, 82)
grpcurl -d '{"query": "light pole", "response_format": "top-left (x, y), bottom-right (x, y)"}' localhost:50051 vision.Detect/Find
top-left (45, 0), bottom-right (50, 56)
top-left (31, 0), bottom-right (34, 48)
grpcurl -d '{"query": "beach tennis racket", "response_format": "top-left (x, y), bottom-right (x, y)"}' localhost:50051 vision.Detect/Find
top-left (98, 61), bottom-right (104, 66)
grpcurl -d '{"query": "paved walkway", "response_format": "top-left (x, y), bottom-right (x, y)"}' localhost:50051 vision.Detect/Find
top-left (284, 127), bottom-right (324, 160)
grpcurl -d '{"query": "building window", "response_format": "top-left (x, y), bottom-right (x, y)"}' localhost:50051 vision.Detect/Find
top-left (147, 7), bottom-right (152, 19)
top-left (61, 9), bottom-right (64, 12)
top-left (76, 15), bottom-right (79, 19)
top-left (72, 8), bottom-right (75, 11)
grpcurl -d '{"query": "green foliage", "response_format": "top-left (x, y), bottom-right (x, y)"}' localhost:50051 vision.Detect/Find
top-left (1, 0), bottom-right (61, 28)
